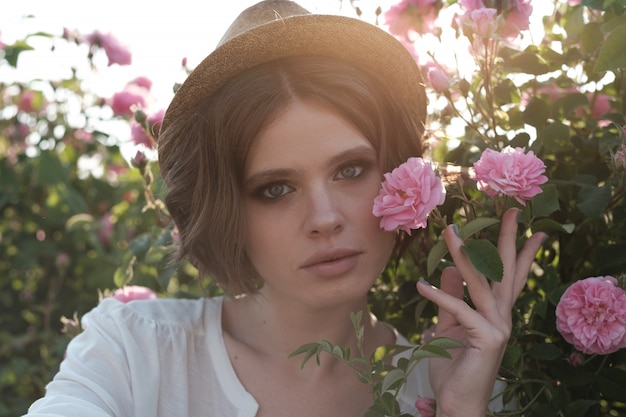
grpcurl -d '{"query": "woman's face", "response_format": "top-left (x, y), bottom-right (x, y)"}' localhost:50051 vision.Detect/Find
top-left (242, 99), bottom-right (395, 310)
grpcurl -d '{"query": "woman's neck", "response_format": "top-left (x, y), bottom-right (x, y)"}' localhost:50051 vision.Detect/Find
top-left (221, 291), bottom-right (391, 372)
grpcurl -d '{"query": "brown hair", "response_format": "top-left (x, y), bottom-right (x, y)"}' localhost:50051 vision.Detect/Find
top-left (158, 56), bottom-right (424, 295)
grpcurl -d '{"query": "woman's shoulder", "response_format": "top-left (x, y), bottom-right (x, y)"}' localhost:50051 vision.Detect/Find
top-left (83, 295), bottom-right (224, 331)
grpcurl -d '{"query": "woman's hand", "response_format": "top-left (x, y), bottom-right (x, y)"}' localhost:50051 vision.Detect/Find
top-left (416, 207), bottom-right (546, 417)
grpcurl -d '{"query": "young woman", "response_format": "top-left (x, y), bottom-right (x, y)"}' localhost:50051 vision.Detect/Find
top-left (25, 1), bottom-right (545, 416)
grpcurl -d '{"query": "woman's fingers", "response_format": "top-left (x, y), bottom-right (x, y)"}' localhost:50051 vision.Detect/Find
top-left (426, 267), bottom-right (464, 331)
top-left (443, 222), bottom-right (497, 315)
top-left (511, 231), bottom-right (546, 296)
top-left (496, 208), bottom-right (520, 301)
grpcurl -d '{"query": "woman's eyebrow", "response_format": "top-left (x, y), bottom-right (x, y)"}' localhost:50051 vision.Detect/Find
top-left (326, 145), bottom-right (377, 167)
top-left (244, 168), bottom-right (298, 187)
top-left (244, 145), bottom-right (377, 186)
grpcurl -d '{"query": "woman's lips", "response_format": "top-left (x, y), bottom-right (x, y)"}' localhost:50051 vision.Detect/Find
top-left (300, 248), bottom-right (362, 278)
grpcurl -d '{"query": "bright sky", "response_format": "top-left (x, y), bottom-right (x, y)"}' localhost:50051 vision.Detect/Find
top-left (2, 0), bottom-right (384, 109)
top-left (3, 1), bottom-right (554, 108)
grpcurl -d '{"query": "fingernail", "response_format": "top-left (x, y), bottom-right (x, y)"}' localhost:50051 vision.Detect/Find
top-left (452, 223), bottom-right (460, 237)
top-left (516, 209), bottom-right (523, 223)
top-left (418, 277), bottom-right (429, 286)
top-left (541, 233), bottom-right (549, 244)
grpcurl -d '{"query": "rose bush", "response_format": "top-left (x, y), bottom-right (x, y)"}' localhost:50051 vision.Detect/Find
top-left (2, 0), bottom-right (626, 416)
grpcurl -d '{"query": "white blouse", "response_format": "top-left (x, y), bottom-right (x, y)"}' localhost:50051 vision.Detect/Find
top-left (25, 296), bottom-right (506, 416)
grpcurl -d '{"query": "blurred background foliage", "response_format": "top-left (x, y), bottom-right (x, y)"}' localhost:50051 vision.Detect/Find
top-left (2, 0), bottom-right (626, 416)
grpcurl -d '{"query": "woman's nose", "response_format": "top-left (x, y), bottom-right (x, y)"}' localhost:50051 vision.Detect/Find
top-left (304, 184), bottom-right (344, 237)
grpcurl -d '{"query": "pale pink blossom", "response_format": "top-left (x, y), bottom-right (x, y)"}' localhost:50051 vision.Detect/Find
top-left (613, 144), bottom-right (626, 171)
top-left (415, 397), bottom-right (436, 417)
top-left (568, 0), bottom-right (581, 5)
top-left (427, 67), bottom-right (450, 93)
top-left (461, 8), bottom-right (500, 39)
top-left (459, 0), bottom-right (531, 39)
top-left (110, 88), bottom-right (147, 117)
top-left (473, 147), bottom-right (547, 205)
top-left (17, 90), bottom-right (46, 113)
top-left (384, 0), bottom-right (440, 38)
top-left (568, 352), bottom-right (584, 366)
top-left (556, 276), bottom-right (626, 355)
top-left (372, 157), bottom-right (446, 234)
top-left (131, 150), bottom-right (148, 169)
top-left (55, 252), bottom-right (70, 270)
top-left (129, 76), bottom-right (152, 90)
top-left (147, 108), bottom-right (165, 139)
top-left (86, 30), bottom-right (132, 66)
top-left (502, 0), bottom-right (532, 38)
top-left (130, 121), bottom-right (153, 148)
top-left (112, 285), bottom-right (157, 303)
top-left (589, 93), bottom-right (612, 119)
top-left (97, 212), bottom-right (114, 246)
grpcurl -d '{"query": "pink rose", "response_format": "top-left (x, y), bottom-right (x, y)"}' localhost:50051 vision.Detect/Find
top-left (112, 285), bottom-right (157, 303)
top-left (556, 276), bottom-right (626, 355)
top-left (86, 30), bottom-right (132, 66)
top-left (473, 147), bottom-right (547, 205)
top-left (372, 157), bottom-right (446, 235)
top-left (415, 397), bottom-right (436, 417)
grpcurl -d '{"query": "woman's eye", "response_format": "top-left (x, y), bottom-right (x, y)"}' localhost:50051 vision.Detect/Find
top-left (261, 183), bottom-right (293, 199)
top-left (336, 165), bottom-right (364, 180)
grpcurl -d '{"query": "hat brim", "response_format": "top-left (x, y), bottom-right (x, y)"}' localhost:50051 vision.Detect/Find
top-left (161, 14), bottom-right (426, 134)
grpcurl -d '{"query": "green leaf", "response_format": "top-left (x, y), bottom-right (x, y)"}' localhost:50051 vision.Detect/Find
top-left (537, 122), bottom-right (573, 152)
top-left (501, 344), bottom-right (523, 368)
top-left (288, 343), bottom-right (319, 368)
top-left (3, 40), bottom-right (34, 67)
top-left (553, 92), bottom-right (589, 118)
top-left (564, 399), bottom-right (597, 417)
top-left (426, 218), bottom-right (500, 276)
top-left (425, 337), bottom-right (465, 350)
top-left (381, 368), bottom-right (405, 392)
top-left (581, 22), bottom-right (604, 53)
top-left (503, 50), bottom-right (550, 75)
top-left (526, 342), bottom-right (561, 360)
top-left (411, 345), bottom-right (452, 361)
top-left (594, 24), bottom-right (626, 72)
top-left (523, 97), bottom-right (550, 128)
top-left (113, 267), bottom-right (126, 288)
top-left (531, 184), bottom-right (560, 218)
top-left (577, 183), bottom-right (611, 219)
top-left (601, 15), bottom-right (626, 34)
top-left (460, 239), bottom-right (503, 282)
top-left (530, 219), bottom-right (575, 234)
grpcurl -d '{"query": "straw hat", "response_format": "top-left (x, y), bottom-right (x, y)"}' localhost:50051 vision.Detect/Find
top-left (160, 0), bottom-right (426, 135)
